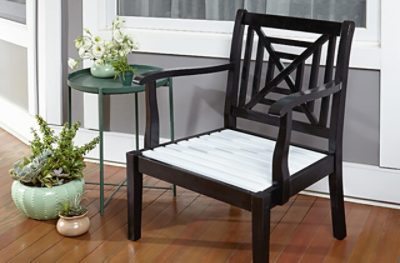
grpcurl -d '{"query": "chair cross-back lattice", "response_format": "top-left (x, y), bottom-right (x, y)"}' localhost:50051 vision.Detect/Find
top-left (127, 9), bottom-right (354, 262)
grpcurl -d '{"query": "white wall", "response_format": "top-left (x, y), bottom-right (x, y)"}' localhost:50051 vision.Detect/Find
top-left (0, 40), bottom-right (28, 111)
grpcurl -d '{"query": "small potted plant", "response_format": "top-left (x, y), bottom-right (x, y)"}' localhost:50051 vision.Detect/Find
top-left (112, 56), bottom-right (135, 86)
top-left (9, 115), bottom-right (99, 220)
top-left (56, 194), bottom-right (90, 237)
top-left (68, 17), bottom-right (138, 78)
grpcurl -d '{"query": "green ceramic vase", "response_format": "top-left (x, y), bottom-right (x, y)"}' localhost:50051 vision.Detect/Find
top-left (11, 179), bottom-right (84, 220)
top-left (90, 63), bottom-right (115, 78)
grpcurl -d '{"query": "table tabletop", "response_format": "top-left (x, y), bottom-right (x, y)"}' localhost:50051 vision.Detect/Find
top-left (67, 64), bottom-right (168, 95)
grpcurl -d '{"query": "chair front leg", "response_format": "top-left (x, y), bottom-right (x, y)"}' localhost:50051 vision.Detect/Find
top-left (251, 194), bottom-right (271, 263)
top-left (329, 159), bottom-right (346, 240)
top-left (127, 151), bottom-right (143, 241)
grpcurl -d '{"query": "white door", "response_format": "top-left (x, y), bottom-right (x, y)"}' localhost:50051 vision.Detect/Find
top-left (0, 0), bottom-right (65, 141)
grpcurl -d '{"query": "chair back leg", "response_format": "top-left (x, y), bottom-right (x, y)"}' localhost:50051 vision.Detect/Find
top-left (251, 194), bottom-right (271, 263)
top-left (328, 160), bottom-right (347, 240)
top-left (127, 152), bottom-right (143, 241)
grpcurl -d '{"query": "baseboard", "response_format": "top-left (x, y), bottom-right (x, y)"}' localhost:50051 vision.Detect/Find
top-left (3, 124), bottom-right (400, 206)
top-left (300, 191), bottom-right (400, 210)
top-left (306, 161), bottom-right (400, 205)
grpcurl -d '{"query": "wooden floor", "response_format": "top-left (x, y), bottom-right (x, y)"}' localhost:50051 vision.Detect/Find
top-left (1, 129), bottom-right (400, 263)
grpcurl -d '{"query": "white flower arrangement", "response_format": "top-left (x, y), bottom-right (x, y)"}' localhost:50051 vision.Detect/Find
top-left (68, 17), bottom-right (138, 70)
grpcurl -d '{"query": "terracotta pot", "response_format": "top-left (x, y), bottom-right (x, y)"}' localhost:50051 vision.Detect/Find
top-left (56, 212), bottom-right (90, 237)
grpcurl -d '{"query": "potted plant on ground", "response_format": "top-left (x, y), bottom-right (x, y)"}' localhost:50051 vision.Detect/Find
top-left (112, 56), bottom-right (135, 85)
top-left (56, 194), bottom-right (90, 237)
top-left (9, 115), bottom-right (99, 220)
top-left (68, 17), bottom-right (138, 78)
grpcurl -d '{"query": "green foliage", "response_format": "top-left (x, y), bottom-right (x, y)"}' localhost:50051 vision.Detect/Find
top-left (111, 56), bottom-right (135, 80)
top-left (9, 115), bottom-right (99, 188)
top-left (58, 194), bottom-right (87, 217)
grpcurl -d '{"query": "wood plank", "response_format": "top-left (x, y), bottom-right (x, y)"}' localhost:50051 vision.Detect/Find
top-left (322, 203), bottom-right (371, 263)
top-left (276, 198), bottom-right (331, 262)
top-left (298, 199), bottom-right (347, 263)
top-left (225, 197), bottom-right (297, 263)
top-left (81, 187), bottom-right (198, 262)
top-left (269, 195), bottom-right (316, 261)
top-left (347, 206), bottom-right (391, 263)
top-left (146, 195), bottom-right (224, 262)
top-left (31, 177), bottom-right (163, 262)
top-left (369, 208), bottom-right (400, 262)
top-left (152, 198), bottom-right (242, 263)
top-left (6, 166), bottom-right (122, 262)
top-left (0, 170), bottom-right (101, 260)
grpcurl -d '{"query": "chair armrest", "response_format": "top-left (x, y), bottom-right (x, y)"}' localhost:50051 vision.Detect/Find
top-left (136, 63), bottom-right (233, 85)
top-left (269, 81), bottom-right (342, 117)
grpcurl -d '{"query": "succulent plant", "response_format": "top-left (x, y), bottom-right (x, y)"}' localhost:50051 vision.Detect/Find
top-left (58, 194), bottom-right (87, 217)
top-left (10, 149), bottom-right (52, 186)
top-left (9, 115), bottom-right (99, 188)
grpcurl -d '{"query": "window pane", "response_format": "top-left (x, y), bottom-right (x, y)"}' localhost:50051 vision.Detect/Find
top-left (117, 0), bottom-right (266, 21)
top-left (117, 0), bottom-right (366, 27)
top-left (0, 0), bottom-right (26, 24)
top-left (266, 0), bottom-right (366, 27)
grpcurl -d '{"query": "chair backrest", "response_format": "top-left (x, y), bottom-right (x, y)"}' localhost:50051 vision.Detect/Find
top-left (224, 9), bottom-right (355, 152)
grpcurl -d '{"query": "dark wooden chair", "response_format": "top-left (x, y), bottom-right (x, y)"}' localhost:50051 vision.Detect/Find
top-left (127, 9), bottom-right (355, 262)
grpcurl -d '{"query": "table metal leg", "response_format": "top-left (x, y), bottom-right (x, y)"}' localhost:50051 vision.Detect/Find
top-left (168, 78), bottom-right (177, 197)
top-left (68, 86), bottom-right (72, 128)
top-left (98, 91), bottom-right (105, 215)
top-left (135, 93), bottom-right (139, 151)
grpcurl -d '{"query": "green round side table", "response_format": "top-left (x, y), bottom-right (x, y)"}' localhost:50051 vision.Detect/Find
top-left (67, 64), bottom-right (176, 215)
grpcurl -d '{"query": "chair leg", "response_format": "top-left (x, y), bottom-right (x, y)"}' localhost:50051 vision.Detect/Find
top-left (251, 194), bottom-right (271, 263)
top-left (328, 162), bottom-right (347, 240)
top-left (127, 151), bottom-right (143, 241)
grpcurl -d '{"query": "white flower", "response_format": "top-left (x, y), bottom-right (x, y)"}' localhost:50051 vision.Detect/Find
top-left (72, 16), bottom-right (139, 65)
top-left (95, 59), bottom-right (104, 66)
top-left (126, 37), bottom-right (139, 50)
top-left (68, 58), bottom-right (79, 69)
top-left (112, 17), bottom-right (125, 30)
top-left (78, 47), bottom-right (85, 57)
top-left (92, 35), bottom-right (103, 45)
top-left (124, 46), bottom-right (132, 55)
top-left (82, 37), bottom-right (92, 50)
top-left (83, 28), bottom-right (92, 35)
top-left (78, 47), bottom-right (92, 59)
top-left (92, 44), bottom-right (105, 59)
top-left (74, 37), bottom-right (84, 49)
top-left (113, 30), bottom-right (124, 43)
top-left (119, 50), bottom-right (126, 57)
top-left (105, 40), bottom-right (114, 49)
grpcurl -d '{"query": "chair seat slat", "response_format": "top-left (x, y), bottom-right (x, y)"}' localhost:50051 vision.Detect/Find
top-left (143, 129), bottom-right (326, 193)
top-left (168, 144), bottom-right (268, 178)
top-left (145, 148), bottom-right (267, 192)
top-left (179, 139), bottom-right (269, 167)
top-left (176, 141), bottom-right (268, 170)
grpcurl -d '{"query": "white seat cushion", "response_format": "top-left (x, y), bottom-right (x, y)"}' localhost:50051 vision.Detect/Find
top-left (142, 129), bottom-right (326, 193)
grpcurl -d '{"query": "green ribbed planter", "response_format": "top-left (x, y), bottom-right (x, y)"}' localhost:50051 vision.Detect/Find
top-left (90, 63), bottom-right (115, 78)
top-left (11, 179), bottom-right (84, 220)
